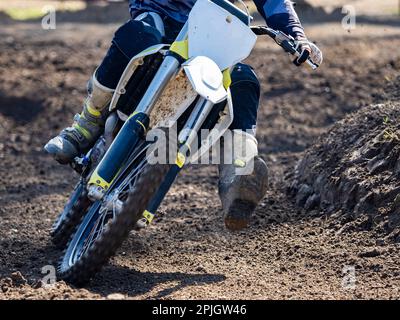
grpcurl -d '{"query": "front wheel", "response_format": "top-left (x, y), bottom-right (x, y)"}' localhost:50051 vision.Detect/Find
top-left (50, 180), bottom-right (92, 249)
top-left (58, 154), bottom-right (171, 286)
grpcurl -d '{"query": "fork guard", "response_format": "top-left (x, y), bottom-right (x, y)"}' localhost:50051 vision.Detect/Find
top-left (87, 112), bottom-right (150, 197)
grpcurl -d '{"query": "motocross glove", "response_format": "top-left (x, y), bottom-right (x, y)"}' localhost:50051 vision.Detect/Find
top-left (293, 39), bottom-right (323, 68)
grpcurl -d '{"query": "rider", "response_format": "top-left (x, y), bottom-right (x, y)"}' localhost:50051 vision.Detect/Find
top-left (45, 0), bottom-right (322, 231)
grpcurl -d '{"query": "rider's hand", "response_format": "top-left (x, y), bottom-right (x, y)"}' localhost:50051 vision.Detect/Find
top-left (293, 39), bottom-right (323, 67)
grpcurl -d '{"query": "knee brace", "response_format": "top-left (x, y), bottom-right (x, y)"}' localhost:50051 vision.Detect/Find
top-left (229, 64), bottom-right (261, 134)
top-left (231, 63), bottom-right (260, 88)
top-left (134, 12), bottom-right (166, 38)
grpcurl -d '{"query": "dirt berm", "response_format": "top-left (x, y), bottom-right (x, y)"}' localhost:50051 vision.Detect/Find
top-left (289, 78), bottom-right (400, 244)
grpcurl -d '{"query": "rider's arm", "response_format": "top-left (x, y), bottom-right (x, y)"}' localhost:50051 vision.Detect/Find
top-left (253, 0), bottom-right (307, 40)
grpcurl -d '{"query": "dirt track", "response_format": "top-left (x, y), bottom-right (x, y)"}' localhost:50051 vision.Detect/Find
top-left (0, 4), bottom-right (400, 299)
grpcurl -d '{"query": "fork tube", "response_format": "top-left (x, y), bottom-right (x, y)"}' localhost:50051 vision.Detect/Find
top-left (135, 56), bottom-right (180, 114)
top-left (178, 97), bottom-right (214, 147)
top-left (136, 22), bottom-right (188, 115)
top-left (88, 54), bottom-right (180, 196)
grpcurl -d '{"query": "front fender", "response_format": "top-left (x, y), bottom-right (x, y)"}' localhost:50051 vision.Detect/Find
top-left (183, 56), bottom-right (228, 104)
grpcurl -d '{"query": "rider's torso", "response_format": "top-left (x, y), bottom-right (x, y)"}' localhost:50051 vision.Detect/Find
top-left (129, 0), bottom-right (196, 23)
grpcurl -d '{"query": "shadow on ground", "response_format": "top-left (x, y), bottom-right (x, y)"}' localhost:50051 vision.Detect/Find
top-left (88, 265), bottom-right (226, 299)
top-left (0, 94), bottom-right (44, 125)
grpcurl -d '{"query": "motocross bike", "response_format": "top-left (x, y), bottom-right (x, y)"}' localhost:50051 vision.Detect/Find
top-left (50, 0), bottom-right (320, 285)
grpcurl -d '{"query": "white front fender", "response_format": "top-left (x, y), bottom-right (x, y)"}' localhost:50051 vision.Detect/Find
top-left (183, 56), bottom-right (228, 104)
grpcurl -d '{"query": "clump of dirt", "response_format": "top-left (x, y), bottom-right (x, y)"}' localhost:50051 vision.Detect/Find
top-left (289, 79), bottom-right (400, 242)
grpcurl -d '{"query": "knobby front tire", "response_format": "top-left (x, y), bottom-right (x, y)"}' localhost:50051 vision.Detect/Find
top-left (57, 162), bottom-right (171, 286)
top-left (50, 181), bottom-right (92, 249)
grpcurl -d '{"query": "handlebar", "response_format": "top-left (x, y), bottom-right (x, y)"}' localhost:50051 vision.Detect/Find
top-left (251, 26), bottom-right (319, 70)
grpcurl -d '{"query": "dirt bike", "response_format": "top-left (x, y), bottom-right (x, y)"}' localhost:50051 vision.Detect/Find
top-left (50, 0), bottom-right (320, 285)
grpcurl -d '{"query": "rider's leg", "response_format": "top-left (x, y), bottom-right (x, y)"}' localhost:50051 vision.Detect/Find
top-left (218, 63), bottom-right (268, 231)
top-left (45, 14), bottom-right (164, 164)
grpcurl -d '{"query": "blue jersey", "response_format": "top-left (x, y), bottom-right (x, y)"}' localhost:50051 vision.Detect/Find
top-left (129, 0), bottom-right (306, 39)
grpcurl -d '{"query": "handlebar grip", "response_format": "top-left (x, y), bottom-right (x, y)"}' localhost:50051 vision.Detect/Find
top-left (252, 26), bottom-right (320, 70)
top-left (292, 46), bottom-right (319, 70)
top-left (295, 51), bottom-right (319, 70)
top-left (251, 26), bottom-right (276, 38)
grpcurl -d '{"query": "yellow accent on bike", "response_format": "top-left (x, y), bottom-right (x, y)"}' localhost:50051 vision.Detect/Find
top-left (127, 111), bottom-right (138, 120)
top-left (126, 112), bottom-right (147, 132)
top-left (175, 152), bottom-right (186, 168)
top-left (170, 40), bottom-right (189, 60)
top-left (136, 120), bottom-right (147, 133)
top-left (88, 171), bottom-right (111, 190)
top-left (223, 68), bottom-right (232, 89)
top-left (143, 210), bottom-right (154, 224)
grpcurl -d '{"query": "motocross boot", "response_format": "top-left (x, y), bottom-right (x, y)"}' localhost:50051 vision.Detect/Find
top-left (218, 130), bottom-right (268, 231)
top-left (44, 73), bottom-right (114, 164)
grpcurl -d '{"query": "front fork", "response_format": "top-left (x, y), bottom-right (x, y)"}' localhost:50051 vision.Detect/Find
top-left (144, 98), bottom-right (215, 222)
top-left (86, 22), bottom-right (216, 225)
top-left (87, 54), bottom-right (182, 200)
top-left (87, 24), bottom-right (187, 200)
